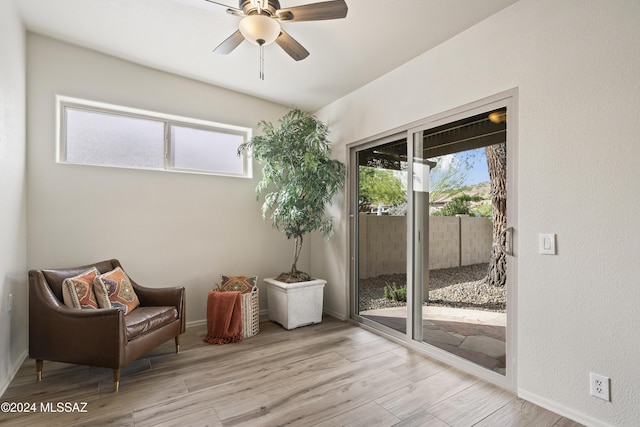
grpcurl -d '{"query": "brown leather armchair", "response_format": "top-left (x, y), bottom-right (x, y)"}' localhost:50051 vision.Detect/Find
top-left (29, 259), bottom-right (186, 392)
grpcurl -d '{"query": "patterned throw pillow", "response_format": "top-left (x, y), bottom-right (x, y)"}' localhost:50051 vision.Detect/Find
top-left (219, 275), bottom-right (257, 294)
top-left (93, 267), bottom-right (140, 314)
top-left (62, 268), bottom-right (99, 309)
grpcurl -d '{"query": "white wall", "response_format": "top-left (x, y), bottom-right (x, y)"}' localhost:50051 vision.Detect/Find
top-left (315, 0), bottom-right (640, 425)
top-left (0, 0), bottom-right (28, 396)
top-left (26, 34), bottom-right (298, 324)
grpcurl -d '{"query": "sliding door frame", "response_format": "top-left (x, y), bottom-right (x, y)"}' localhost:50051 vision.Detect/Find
top-left (349, 130), bottom-right (409, 341)
top-left (347, 89), bottom-right (518, 391)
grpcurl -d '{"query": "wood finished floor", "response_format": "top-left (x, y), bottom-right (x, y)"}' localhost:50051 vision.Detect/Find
top-left (1, 316), bottom-right (583, 427)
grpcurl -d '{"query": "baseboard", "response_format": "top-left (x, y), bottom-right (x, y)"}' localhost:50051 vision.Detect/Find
top-left (0, 350), bottom-right (28, 398)
top-left (185, 319), bottom-right (206, 328)
top-left (323, 307), bottom-right (347, 321)
top-left (187, 308), bottom-right (344, 329)
top-left (518, 389), bottom-right (614, 427)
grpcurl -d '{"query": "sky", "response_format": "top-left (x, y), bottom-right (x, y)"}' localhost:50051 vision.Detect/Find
top-left (464, 148), bottom-right (490, 185)
top-left (430, 147), bottom-right (490, 187)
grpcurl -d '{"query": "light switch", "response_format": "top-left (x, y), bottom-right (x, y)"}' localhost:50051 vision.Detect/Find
top-left (539, 233), bottom-right (556, 255)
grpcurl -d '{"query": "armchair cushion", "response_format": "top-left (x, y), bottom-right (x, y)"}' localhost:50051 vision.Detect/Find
top-left (124, 306), bottom-right (178, 340)
top-left (61, 268), bottom-right (99, 309)
top-left (94, 267), bottom-right (140, 314)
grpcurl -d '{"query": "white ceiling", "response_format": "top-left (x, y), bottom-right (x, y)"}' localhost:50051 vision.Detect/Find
top-left (16, 0), bottom-right (519, 112)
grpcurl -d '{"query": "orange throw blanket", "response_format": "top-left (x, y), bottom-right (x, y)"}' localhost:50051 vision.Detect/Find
top-left (203, 291), bottom-right (243, 345)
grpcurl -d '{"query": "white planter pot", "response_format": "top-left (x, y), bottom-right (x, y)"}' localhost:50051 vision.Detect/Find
top-left (265, 277), bottom-right (326, 330)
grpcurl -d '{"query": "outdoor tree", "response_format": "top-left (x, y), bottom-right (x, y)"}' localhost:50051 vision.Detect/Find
top-left (471, 202), bottom-right (493, 218)
top-left (358, 167), bottom-right (406, 212)
top-left (428, 153), bottom-right (471, 204)
top-left (434, 193), bottom-right (482, 217)
top-left (485, 142), bottom-right (507, 287)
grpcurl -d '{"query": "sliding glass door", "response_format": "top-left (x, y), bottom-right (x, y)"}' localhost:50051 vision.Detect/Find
top-left (353, 136), bottom-right (409, 336)
top-left (411, 109), bottom-right (509, 376)
top-left (350, 96), bottom-right (515, 387)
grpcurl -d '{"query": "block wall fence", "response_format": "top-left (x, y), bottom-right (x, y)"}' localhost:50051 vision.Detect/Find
top-left (358, 214), bottom-right (493, 279)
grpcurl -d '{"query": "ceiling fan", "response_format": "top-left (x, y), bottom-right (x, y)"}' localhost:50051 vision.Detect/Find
top-left (206, 0), bottom-right (348, 61)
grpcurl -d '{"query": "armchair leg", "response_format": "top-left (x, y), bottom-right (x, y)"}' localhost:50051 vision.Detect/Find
top-left (113, 369), bottom-right (120, 392)
top-left (36, 359), bottom-right (43, 382)
top-left (175, 336), bottom-right (180, 353)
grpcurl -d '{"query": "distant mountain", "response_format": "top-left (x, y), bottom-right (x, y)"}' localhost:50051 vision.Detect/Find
top-left (461, 181), bottom-right (491, 199)
top-left (432, 181), bottom-right (491, 204)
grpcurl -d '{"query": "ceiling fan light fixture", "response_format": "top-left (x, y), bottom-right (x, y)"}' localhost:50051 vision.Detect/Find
top-left (239, 14), bottom-right (281, 46)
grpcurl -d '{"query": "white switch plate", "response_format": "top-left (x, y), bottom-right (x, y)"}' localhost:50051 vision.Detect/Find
top-left (539, 233), bottom-right (556, 255)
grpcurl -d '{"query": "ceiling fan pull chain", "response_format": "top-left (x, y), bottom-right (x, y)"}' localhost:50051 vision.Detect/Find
top-left (259, 43), bottom-right (265, 80)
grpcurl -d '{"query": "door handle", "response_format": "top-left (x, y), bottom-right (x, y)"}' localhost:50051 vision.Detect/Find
top-left (500, 226), bottom-right (514, 256)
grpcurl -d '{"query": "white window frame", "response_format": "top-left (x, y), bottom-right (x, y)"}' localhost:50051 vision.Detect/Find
top-left (56, 95), bottom-right (253, 178)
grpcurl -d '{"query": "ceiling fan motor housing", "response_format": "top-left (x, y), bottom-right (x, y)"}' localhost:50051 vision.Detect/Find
top-left (239, 0), bottom-right (280, 16)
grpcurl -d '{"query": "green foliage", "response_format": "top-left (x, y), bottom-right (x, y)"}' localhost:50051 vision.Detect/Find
top-left (384, 282), bottom-right (407, 302)
top-left (358, 167), bottom-right (406, 211)
top-left (237, 109), bottom-right (346, 274)
top-left (428, 154), bottom-right (470, 203)
top-left (436, 193), bottom-right (482, 217)
top-left (471, 202), bottom-right (493, 218)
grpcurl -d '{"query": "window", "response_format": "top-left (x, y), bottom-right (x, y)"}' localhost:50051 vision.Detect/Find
top-left (57, 96), bottom-right (252, 178)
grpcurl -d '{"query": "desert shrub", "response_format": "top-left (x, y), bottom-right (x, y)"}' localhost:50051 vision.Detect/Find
top-left (384, 282), bottom-right (407, 302)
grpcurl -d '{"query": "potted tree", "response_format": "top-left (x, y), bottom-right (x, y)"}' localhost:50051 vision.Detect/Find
top-left (238, 108), bottom-right (345, 329)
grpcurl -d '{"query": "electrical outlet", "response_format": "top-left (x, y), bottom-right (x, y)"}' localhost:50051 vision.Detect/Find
top-left (590, 372), bottom-right (610, 401)
top-left (7, 294), bottom-right (12, 313)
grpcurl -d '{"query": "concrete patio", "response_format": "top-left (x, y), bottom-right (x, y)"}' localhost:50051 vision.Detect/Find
top-left (360, 306), bottom-right (506, 374)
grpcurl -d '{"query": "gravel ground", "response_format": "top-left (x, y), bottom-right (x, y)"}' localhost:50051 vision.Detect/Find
top-left (358, 263), bottom-right (506, 313)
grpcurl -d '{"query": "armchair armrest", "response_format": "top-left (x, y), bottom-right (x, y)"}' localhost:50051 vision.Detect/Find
top-left (29, 270), bottom-right (126, 368)
top-left (111, 260), bottom-right (186, 333)
top-left (131, 281), bottom-right (186, 333)
top-left (132, 282), bottom-right (184, 307)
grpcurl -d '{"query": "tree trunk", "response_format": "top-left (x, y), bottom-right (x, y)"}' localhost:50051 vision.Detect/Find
top-left (486, 143), bottom-right (507, 287)
top-left (291, 235), bottom-right (303, 274)
top-left (276, 235), bottom-right (311, 283)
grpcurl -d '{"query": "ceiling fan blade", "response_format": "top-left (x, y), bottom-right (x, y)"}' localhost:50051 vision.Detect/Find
top-left (275, 30), bottom-right (310, 61)
top-left (276, 0), bottom-right (348, 22)
top-left (203, 0), bottom-right (244, 16)
top-left (213, 30), bottom-right (245, 54)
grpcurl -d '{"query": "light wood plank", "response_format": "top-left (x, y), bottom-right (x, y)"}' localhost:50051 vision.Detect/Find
top-left (392, 409), bottom-right (450, 427)
top-left (313, 401), bottom-right (401, 427)
top-left (389, 346), bottom-right (450, 383)
top-left (427, 380), bottom-right (513, 426)
top-left (376, 367), bottom-right (479, 419)
top-left (0, 316), bottom-right (583, 427)
top-left (473, 397), bottom-right (564, 426)
top-left (221, 367), bottom-right (411, 426)
top-left (211, 351), bottom-right (408, 424)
